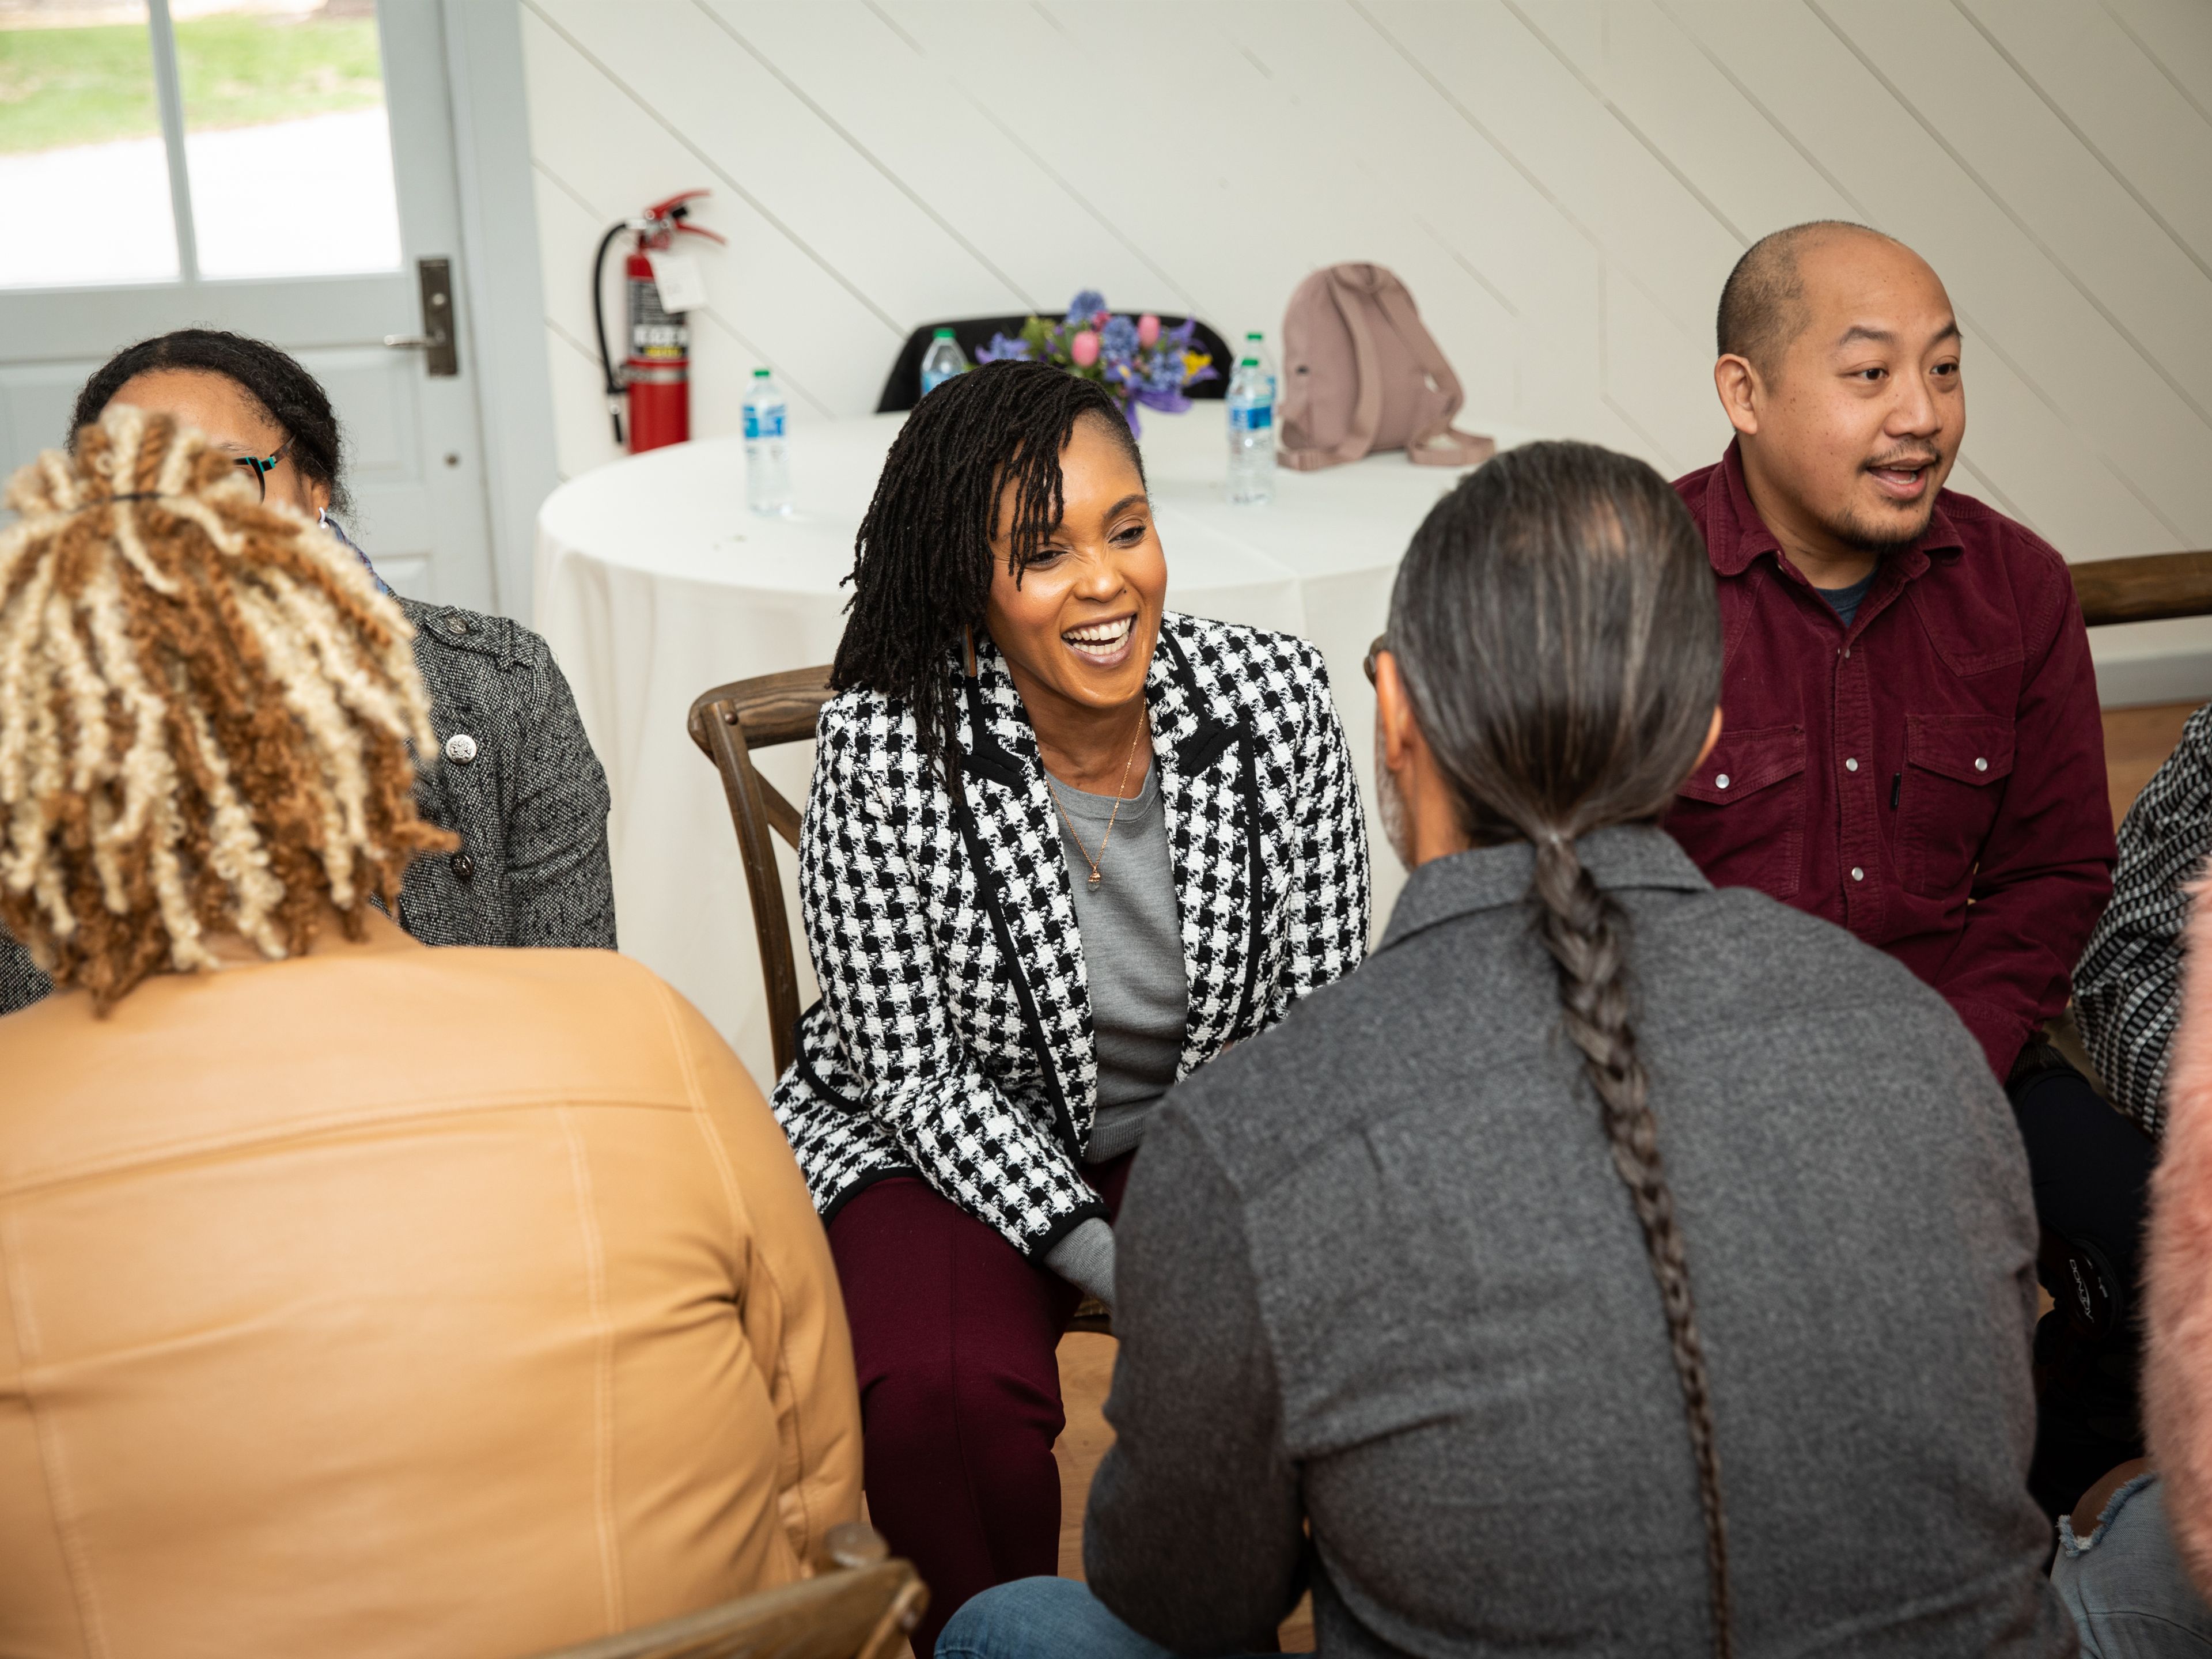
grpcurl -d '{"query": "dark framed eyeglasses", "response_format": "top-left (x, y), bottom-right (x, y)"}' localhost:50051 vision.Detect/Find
top-left (234, 438), bottom-right (293, 501)
top-left (1363, 632), bottom-right (1389, 685)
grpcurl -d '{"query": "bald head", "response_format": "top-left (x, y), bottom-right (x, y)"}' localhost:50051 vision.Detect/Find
top-left (1717, 221), bottom-right (1907, 380)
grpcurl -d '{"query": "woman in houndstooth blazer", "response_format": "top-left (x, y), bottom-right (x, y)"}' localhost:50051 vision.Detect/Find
top-left (775, 361), bottom-right (1368, 1651)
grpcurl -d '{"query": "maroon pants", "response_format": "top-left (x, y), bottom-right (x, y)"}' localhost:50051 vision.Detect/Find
top-left (828, 1156), bottom-right (1132, 1657)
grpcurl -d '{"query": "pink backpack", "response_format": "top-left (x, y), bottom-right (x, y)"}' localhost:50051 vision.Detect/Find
top-left (1278, 263), bottom-right (1495, 472)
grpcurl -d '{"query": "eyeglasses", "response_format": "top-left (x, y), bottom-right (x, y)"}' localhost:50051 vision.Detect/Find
top-left (1363, 633), bottom-right (1389, 685)
top-left (234, 438), bottom-right (293, 502)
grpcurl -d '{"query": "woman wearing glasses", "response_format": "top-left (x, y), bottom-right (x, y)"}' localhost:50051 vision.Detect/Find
top-left (776, 360), bottom-right (1369, 1652)
top-left (0, 328), bottom-right (615, 1017)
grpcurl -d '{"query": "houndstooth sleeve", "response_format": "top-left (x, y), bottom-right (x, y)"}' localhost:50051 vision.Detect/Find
top-left (2075, 700), bottom-right (2212, 1139)
top-left (799, 707), bottom-right (1106, 1257)
top-left (1269, 644), bottom-right (1370, 1020)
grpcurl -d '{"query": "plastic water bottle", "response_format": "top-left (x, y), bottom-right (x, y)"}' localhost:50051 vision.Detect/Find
top-left (919, 327), bottom-right (970, 397)
top-left (1226, 355), bottom-right (1275, 505)
top-left (1244, 330), bottom-right (1278, 401)
top-left (744, 368), bottom-right (790, 516)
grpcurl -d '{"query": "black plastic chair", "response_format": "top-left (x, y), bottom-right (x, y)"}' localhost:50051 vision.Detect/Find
top-left (875, 315), bottom-right (1235, 413)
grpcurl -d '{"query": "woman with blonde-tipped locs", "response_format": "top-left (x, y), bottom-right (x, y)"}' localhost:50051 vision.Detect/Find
top-left (0, 404), bottom-right (452, 1003)
top-left (0, 410), bottom-right (863, 1659)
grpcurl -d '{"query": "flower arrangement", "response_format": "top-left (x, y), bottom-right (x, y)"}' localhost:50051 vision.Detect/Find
top-left (975, 290), bottom-right (1215, 436)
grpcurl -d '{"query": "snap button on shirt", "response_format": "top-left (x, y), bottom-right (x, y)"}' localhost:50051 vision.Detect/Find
top-left (1715, 773), bottom-right (1730, 790)
top-left (1845, 757), bottom-right (1859, 772)
top-left (450, 850), bottom-right (476, 882)
top-left (1851, 867), bottom-right (1865, 882)
top-left (445, 733), bottom-right (478, 766)
top-left (1975, 757), bottom-right (1989, 772)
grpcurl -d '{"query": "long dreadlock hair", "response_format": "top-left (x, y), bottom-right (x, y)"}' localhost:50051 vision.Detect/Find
top-left (0, 404), bottom-right (454, 1012)
top-left (1387, 441), bottom-right (1735, 1656)
top-left (832, 359), bottom-right (1145, 781)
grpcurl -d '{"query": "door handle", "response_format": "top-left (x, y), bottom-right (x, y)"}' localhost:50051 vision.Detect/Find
top-left (385, 256), bottom-right (458, 376)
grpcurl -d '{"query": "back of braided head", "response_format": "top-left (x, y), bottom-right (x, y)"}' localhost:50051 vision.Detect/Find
top-left (832, 359), bottom-right (1143, 781)
top-left (1387, 441), bottom-right (1733, 1655)
top-left (0, 405), bottom-right (454, 1012)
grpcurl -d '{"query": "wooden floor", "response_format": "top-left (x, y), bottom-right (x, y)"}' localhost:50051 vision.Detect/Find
top-left (978, 701), bottom-right (2200, 1659)
top-left (2104, 702), bottom-right (2198, 830)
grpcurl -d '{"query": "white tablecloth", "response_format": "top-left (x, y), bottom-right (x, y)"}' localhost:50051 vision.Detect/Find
top-left (535, 410), bottom-right (1534, 1086)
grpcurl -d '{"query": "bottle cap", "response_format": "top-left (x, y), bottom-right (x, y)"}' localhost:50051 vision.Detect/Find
top-left (1245, 331), bottom-right (1263, 341)
top-left (1240, 356), bottom-right (1259, 367)
top-left (933, 327), bottom-right (955, 339)
top-left (753, 368), bottom-right (770, 378)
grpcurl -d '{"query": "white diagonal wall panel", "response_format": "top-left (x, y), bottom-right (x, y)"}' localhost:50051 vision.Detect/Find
top-left (521, 0), bottom-right (2212, 692)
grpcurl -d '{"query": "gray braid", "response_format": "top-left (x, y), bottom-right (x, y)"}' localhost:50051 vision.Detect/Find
top-left (1531, 832), bottom-right (1733, 1657)
top-left (1389, 438), bottom-right (1731, 1652)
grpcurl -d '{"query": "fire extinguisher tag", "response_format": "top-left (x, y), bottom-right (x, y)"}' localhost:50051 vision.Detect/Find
top-left (645, 250), bottom-right (710, 314)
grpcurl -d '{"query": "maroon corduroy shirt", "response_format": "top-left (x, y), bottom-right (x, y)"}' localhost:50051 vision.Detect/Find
top-left (1664, 441), bottom-right (2115, 1080)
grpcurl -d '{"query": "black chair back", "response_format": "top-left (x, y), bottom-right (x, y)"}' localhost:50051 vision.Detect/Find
top-left (874, 315), bottom-right (1235, 413)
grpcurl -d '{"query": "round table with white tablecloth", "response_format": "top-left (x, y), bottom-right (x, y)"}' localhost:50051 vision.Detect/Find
top-left (534, 408), bottom-right (1533, 1088)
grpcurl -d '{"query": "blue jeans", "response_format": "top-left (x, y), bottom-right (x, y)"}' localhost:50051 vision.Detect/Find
top-left (2052, 1473), bottom-right (2212, 1654)
top-left (935, 1575), bottom-right (1312, 1659)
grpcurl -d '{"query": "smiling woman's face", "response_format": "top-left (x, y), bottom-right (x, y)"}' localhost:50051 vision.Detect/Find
top-left (984, 413), bottom-right (1165, 728)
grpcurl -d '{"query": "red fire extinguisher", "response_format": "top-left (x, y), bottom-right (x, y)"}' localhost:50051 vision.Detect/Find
top-left (592, 190), bottom-right (727, 454)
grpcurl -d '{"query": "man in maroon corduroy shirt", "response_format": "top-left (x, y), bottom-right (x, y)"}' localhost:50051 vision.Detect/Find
top-left (1664, 221), bottom-right (2141, 1519)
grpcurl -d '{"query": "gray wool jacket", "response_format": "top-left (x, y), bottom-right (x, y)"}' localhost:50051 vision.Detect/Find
top-left (0, 597), bottom-right (613, 1015)
top-left (1086, 826), bottom-right (2073, 1658)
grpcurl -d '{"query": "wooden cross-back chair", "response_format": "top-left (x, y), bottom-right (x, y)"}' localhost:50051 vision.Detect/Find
top-left (686, 667), bottom-right (1115, 1336)
top-left (2070, 549), bottom-right (2212, 630)
top-left (687, 666), bottom-right (836, 1082)
top-left (529, 1524), bottom-right (924, 1659)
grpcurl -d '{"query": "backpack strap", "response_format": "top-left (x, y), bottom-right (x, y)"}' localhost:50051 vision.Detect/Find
top-left (1372, 281), bottom-right (1496, 469)
top-left (1278, 267), bottom-right (1388, 472)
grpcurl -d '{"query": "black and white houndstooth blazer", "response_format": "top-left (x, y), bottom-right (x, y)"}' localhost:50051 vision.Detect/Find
top-left (2074, 699), bottom-right (2212, 1139)
top-left (771, 612), bottom-right (1370, 1259)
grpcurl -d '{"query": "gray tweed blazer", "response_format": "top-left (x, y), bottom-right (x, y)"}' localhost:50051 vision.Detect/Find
top-left (0, 597), bottom-right (614, 1015)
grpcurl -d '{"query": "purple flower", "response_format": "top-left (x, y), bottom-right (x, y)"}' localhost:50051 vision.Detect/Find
top-left (1142, 350), bottom-right (1187, 393)
top-left (975, 332), bottom-right (1032, 364)
top-left (1100, 315), bottom-right (1139, 359)
top-left (1065, 290), bottom-right (1107, 325)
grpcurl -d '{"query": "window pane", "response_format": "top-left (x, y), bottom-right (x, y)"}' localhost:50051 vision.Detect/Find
top-left (180, 0), bottom-right (400, 279)
top-left (0, 1), bottom-right (179, 288)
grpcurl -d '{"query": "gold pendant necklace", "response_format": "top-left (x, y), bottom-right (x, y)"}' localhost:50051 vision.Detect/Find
top-left (1048, 707), bottom-right (1146, 891)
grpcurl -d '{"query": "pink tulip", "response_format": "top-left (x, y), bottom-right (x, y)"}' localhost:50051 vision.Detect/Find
top-left (1070, 329), bottom-right (1101, 367)
top-left (1137, 313), bottom-right (1161, 346)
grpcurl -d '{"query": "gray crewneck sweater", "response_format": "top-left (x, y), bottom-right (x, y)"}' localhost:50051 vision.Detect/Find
top-left (1042, 761), bottom-right (1186, 1306)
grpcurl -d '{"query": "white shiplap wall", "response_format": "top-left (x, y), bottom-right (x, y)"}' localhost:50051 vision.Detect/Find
top-left (521, 0), bottom-right (2212, 698)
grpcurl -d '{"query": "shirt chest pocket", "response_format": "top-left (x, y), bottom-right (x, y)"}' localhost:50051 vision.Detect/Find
top-left (1899, 714), bottom-right (2015, 899)
top-left (1669, 724), bottom-right (1807, 899)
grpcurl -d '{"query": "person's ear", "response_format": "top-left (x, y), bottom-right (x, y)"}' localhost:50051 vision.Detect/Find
top-left (307, 477), bottom-right (331, 518)
top-left (1694, 706), bottom-right (1724, 771)
top-left (1714, 354), bottom-right (1762, 438)
top-left (1374, 650), bottom-right (1417, 774)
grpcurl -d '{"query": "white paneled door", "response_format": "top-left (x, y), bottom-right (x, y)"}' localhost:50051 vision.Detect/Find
top-left (0, 0), bottom-right (496, 609)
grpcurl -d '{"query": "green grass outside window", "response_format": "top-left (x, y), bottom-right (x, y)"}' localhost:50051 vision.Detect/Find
top-left (0, 16), bottom-right (384, 157)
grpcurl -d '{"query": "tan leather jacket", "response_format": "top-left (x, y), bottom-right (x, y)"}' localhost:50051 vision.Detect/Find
top-left (0, 919), bottom-right (861, 1658)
